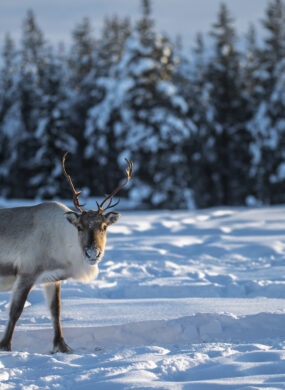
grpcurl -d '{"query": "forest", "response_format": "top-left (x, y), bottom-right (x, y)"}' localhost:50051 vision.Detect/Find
top-left (0, 0), bottom-right (284, 209)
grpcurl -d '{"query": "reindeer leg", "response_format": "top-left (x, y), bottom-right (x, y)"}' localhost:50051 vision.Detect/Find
top-left (44, 282), bottom-right (72, 354)
top-left (0, 275), bottom-right (33, 351)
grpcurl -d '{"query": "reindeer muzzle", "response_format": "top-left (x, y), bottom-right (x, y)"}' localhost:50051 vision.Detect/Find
top-left (84, 247), bottom-right (102, 265)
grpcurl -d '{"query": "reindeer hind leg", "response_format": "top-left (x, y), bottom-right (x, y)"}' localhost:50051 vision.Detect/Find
top-left (0, 275), bottom-right (33, 351)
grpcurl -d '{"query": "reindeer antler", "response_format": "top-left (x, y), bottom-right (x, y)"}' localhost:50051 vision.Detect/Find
top-left (62, 152), bottom-right (85, 213)
top-left (96, 158), bottom-right (133, 215)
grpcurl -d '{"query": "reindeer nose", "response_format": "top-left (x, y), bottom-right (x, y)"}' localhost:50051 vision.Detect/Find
top-left (84, 247), bottom-right (99, 260)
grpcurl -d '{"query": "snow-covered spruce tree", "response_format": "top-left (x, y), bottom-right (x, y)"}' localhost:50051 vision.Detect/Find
top-left (175, 33), bottom-right (218, 208)
top-left (86, 0), bottom-right (196, 208)
top-left (97, 16), bottom-right (131, 79)
top-left (244, 25), bottom-right (264, 104)
top-left (248, 0), bottom-right (285, 204)
top-left (68, 16), bottom-right (130, 196)
top-left (67, 17), bottom-right (97, 192)
top-left (69, 17), bottom-right (95, 90)
top-left (0, 34), bottom-right (21, 197)
top-left (83, 16), bottom-right (131, 197)
top-left (267, 58), bottom-right (285, 201)
top-left (130, 0), bottom-right (195, 209)
top-left (29, 47), bottom-right (77, 199)
top-left (242, 24), bottom-right (266, 204)
top-left (8, 10), bottom-right (47, 198)
top-left (206, 3), bottom-right (253, 206)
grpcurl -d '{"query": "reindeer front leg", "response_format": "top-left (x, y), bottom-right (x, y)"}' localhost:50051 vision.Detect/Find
top-left (44, 282), bottom-right (72, 353)
top-left (0, 275), bottom-right (34, 351)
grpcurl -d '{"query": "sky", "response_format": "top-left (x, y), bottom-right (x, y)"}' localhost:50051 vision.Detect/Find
top-left (0, 0), bottom-right (270, 49)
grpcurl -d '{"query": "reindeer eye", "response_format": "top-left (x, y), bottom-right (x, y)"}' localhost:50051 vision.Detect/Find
top-left (103, 225), bottom-right (107, 231)
top-left (77, 226), bottom-right (83, 232)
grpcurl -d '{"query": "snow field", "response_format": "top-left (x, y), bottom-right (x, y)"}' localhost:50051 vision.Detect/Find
top-left (1, 205), bottom-right (285, 388)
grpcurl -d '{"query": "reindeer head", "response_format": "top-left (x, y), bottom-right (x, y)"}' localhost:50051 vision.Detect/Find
top-left (62, 153), bottom-right (133, 265)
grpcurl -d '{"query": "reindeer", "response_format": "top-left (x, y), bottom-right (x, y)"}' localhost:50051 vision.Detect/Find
top-left (0, 153), bottom-right (133, 353)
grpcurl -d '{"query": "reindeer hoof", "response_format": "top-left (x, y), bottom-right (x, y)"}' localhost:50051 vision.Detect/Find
top-left (0, 341), bottom-right (11, 351)
top-left (52, 338), bottom-right (73, 354)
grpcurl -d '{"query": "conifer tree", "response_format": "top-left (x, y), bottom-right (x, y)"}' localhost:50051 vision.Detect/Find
top-left (30, 47), bottom-right (77, 198)
top-left (248, 0), bottom-right (285, 204)
top-left (84, 16), bottom-right (132, 196)
top-left (97, 16), bottom-right (131, 78)
top-left (177, 33), bottom-right (217, 208)
top-left (242, 25), bottom-right (264, 203)
top-left (67, 18), bottom-right (96, 191)
top-left (7, 10), bottom-right (47, 198)
top-left (69, 17), bottom-right (95, 89)
top-left (262, 0), bottom-right (285, 68)
top-left (207, 3), bottom-right (252, 206)
top-left (86, 0), bottom-right (196, 208)
top-left (0, 34), bottom-right (20, 196)
top-left (267, 58), bottom-right (285, 201)
top-left (247, 0), bottom-right (285, 204)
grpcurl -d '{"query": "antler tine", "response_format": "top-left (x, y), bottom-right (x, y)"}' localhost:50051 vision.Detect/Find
top-left (107, 197), bottom-right (121, 210)
top-left (97, 158), bottom-right (133, 215)
top-left (62, 152), bottom-right (85, 213)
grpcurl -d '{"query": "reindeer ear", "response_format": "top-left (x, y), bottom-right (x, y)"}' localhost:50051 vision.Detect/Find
top-left (65, 211), bottom-right (80, 226)
top-left (105, 211), bottom-right (120, 226)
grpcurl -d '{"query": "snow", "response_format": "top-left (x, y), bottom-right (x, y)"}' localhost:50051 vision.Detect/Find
top-left (1, 204), bottom-right (285, 388)
top-left (277, 163), bottom-right (285, 181)
top-left (130, 58), bottom-right (156, 76)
